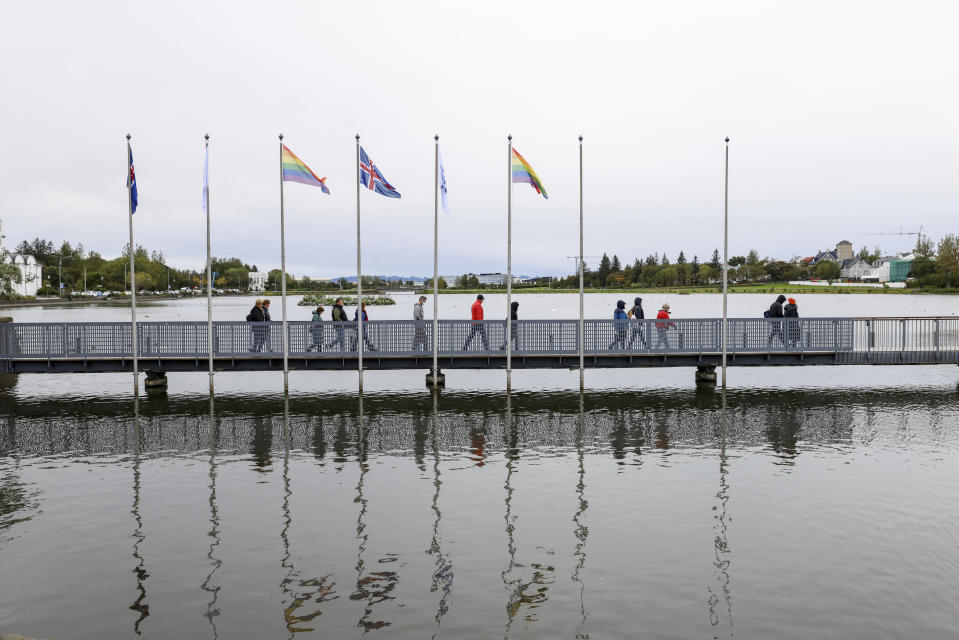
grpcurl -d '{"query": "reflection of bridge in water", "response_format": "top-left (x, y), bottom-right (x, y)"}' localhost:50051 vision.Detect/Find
top-left (1, 387), bottom-right (954, 636)
top-left (2, 318), bottom-right (958, 377)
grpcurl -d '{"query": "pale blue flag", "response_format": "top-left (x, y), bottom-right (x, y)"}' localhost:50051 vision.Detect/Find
top-left (439, 147), bottom-right (449, 214)
top-left (202, 145), bottom-right (209, 213)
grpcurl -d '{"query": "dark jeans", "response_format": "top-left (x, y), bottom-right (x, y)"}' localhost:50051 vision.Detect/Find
top-left (307, 325), bottom-right (323, 351)
top-left (325, 324), bottom-right (347, 351)
top-left (463, 324), bottom-right (489, 351)
top-left (609, 326), bottom-right (627, 350)
top-left (413, 323), bottom-right (429, 351)
top-left (768, 321), bottom-right (785, 347)
top-left (628, 323), bottom-right (647, 348)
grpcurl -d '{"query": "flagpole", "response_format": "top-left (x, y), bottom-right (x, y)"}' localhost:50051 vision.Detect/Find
top-left (126, 134), bottom-right (139, 395)
top-left (432, 135), bottom-right (439, 385)
top-left (279, 134), bottom-right (289, 394)
top-left (355, 134), bottom-right (364, 394)
top-left (506, 135), bottom-right (513, 393)
top-left (578, 135), bottom-right (585, 391)
top-left (722, 137), bottom-right (730, 390)
top-left (205, 134), bottom-right (214, 395)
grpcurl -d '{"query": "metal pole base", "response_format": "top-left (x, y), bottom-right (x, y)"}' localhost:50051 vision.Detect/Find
top-left (426, 368), bottom-right (446, 388)
top-left (144, 370), bottom-right (168, 390)
top-left (695, 364), bottom-right (718, 385)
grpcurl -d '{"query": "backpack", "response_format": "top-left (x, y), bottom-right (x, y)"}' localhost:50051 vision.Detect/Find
top-left (763, 310), bottom-right (770, 318)
top-left (246, 310), bottom-right (256, 321)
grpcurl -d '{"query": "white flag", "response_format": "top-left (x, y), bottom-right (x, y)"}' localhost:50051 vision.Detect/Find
top-left (202, 145), bottom-right (209, 212)
top-left (439, 147), bottom-right (449, 214)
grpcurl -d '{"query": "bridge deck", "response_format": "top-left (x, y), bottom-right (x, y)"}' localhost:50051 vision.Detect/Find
top-left (1, 317), bottom-right (957, 373)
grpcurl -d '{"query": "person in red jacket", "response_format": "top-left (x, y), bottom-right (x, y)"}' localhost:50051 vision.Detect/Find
top-left (463, 294), bottom-right (489, 350)
top-left (655, 303), bottom-right (676, 349)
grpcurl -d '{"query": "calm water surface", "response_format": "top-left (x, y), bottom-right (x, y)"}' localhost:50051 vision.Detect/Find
top-left (1, 294), bottom-right (958, 638)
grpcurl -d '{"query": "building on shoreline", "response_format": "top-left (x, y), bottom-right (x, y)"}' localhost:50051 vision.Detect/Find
top-left (1, 221), bottom-right (43, 296)
top-left (248, 271), bottom-right (268, 292)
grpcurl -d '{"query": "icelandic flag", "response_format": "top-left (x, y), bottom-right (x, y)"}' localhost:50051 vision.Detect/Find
top-left (127, 145), bottom-right (138, 213)
top-left (359, 146), bottom-right (401, 198)
top-left (439, 147), bottom-right (448, 214)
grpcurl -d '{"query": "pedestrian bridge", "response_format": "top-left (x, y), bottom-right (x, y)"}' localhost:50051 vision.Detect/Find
top-left (1, 317), bottom-right (957, 373)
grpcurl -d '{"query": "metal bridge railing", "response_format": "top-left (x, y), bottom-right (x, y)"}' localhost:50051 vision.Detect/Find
top-left (0, 317), bottom-right (883, 361)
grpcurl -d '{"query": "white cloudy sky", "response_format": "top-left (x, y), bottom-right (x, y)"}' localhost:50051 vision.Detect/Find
top-left (1, 1), bottom-right (957, 278)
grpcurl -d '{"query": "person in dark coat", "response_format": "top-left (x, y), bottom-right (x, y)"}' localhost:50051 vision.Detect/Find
top-left (767, 294), bottom-right (787, 347)
top-left (501, 301), bottom-right (520, 351)
top-left (609, 300), bottom-right (628, 350)
top-left (627, 296), bottom-right (647, 349)
top-left (261, 298), bottom-right (273, 351)
top-left (784, 297), bottom-right (800, 347)
top-left (307, 306), bottom-right (324, 352)
top-left (352, 302), bottom-right (378, 351)
top-left (247, 299), bottom-right (267, 352)
top-left (325, 297), bottom-right (348, 351)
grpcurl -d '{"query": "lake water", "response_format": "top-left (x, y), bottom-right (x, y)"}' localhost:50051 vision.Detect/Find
top-left (1, 294), bottom-right (957, 638)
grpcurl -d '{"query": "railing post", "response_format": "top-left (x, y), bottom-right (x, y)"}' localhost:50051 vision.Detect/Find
top-left (901, 319), bottom-right (906, 353)
top-left (935, 319), bottom-right (940, 352)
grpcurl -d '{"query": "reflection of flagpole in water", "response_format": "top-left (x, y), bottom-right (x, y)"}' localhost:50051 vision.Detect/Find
top-left (129, 394), bottom-right (150, 635)
top-left (279, 394), bottom-right (295, 638)
top-left (708, 389), bottom-right (734, 637)
top-left (572, 390), bottom-right (589, 638)
top-left (201, 395), bottom-right (222, 637)
top-left (501, 391), bottom-right (519, 632)
top-left (428, 389), bottom-right (452, 633)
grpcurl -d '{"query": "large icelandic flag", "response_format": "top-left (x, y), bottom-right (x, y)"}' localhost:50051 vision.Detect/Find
top-left (359, 147), bottom-right (401, 198)
top-left (127, 145), bottom-right (138, 213)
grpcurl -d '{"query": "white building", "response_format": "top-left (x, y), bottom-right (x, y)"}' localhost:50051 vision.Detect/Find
top-left (840, 258), bottom-right (873, 281)
top-left (248, 271), bottom-right (268, 292)
top-left (1, 221), bottom-right (43, 297)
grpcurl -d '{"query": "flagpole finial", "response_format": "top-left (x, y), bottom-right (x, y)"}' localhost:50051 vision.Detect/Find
top-left (279, 133), bottom-right (284, 141)
top-left (126, 133), bottom-right (131, 141)
top-left (434, 134), bottom-right (439, 141)
top-left (205, 133), bottom-right (210, 142)
top-left (355, 134), bottom-right (360, 142)
top-left (725, 137), bottom-right (730, 143)
top-left (507, 134), bottom-right (512, 141)
top-left (579, 135), bottom-right (583, 142)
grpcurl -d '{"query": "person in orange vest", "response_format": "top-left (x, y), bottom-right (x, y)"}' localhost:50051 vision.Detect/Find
top-left (463, 294), bottom-right (489, 350)
top-left (655, 303), bottom-right (676, 349)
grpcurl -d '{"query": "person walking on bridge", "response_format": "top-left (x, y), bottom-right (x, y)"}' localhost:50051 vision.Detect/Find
top-left (784, 297), bottom-right (800, 347)
top-left (352, 302), bottom-right (378, 351)
top-left (325, 297), bottom-right (348, 351)
top-left (307, 305), bottom-right (324, 352)
top-left (609, 300), bottom-right (628, 350)
top-left (501, 301), bottom-right (520, 351)
top-left (463, 294), bottom-right (489, 351)
top-left (627, 297), bottom-right (648, 349)
top-left (767, 294), bottom-right (787, 347)
top-left (655, 303), bottom-right (676, 349)
top-left (413, 295), bottom-right (429, 351)
top-left (247, 298), bottom-right (267, 352)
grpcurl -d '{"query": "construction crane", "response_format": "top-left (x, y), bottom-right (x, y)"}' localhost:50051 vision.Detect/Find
top-left (863, 226), bottom-right (923, 241)
top-left (566, 255), bottom-right (602, 276)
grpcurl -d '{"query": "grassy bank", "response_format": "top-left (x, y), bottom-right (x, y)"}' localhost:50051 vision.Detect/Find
top-left (414, 284), bottom-right (959, 295)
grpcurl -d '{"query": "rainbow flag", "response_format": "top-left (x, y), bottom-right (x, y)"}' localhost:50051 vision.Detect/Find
top-left (511, 148), bottom-right (547, 199)
top-left (282, 145), bottom-right (330, 194)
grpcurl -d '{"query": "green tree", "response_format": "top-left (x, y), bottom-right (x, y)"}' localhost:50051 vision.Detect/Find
top-left (710, 249), bottom-right (721, 270)
top-left (597, 253), bottom-right (612, 286)
top-left (814, 260), bottom-right (840, 281)
top-left (936, 234), bottom-right (959, 288)
top-left (611, 254), bottom-right (621, 272)
top-left (676, 251), bottom-right (687, 264)
top-left (729, 256), bottom-right (746, 267)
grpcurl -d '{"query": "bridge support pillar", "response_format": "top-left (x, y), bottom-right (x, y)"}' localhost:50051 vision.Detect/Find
top-left (695, 364), bottom-right (717, 385)
top-left (426, 368), bottom-right (446, 388)
top-left (144, 370), bottom-right (168, 390)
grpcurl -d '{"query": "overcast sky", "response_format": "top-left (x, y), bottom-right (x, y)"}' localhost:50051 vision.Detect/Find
top-left (1, 1), bottom-right (957, 278)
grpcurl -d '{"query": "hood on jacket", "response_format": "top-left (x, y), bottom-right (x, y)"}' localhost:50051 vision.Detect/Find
top-left (634, 297), bottom-right (642, 305)
top-left (511, 301), bottom-right (519, 311)
top-left (617, 300), bottom-right (626, 309)
top-left (776, 294), bottom-right (787, 304)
